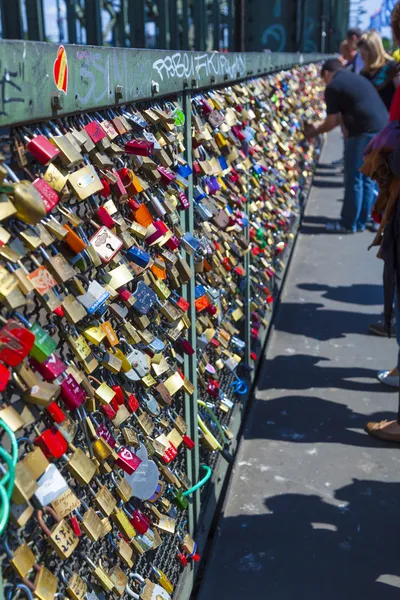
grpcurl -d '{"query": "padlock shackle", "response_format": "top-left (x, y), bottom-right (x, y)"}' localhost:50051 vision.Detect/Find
top-left (6, 583), bottom-right (35, 600)
top-left (37, 506), bottom-right (61, 536)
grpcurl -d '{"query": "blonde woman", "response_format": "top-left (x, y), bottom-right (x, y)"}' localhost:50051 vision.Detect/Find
top-left (357, 30), bottom-right (400, 110)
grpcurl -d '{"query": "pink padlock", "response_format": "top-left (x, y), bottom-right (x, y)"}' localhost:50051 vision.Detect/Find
top-left (32, 178), bottom-right (59, 212)
top-left (30, 353), bottom-right (66, 381)
top-left (60, 374), bottom-right (86, 410)
top-left (116, 447), bottom-right (142, 475)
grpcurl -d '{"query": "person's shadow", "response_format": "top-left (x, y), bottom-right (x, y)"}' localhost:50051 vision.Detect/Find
top-left (298, 282), bottom-right (384, 307)
top-left (274, 301), bottom-right (378, 340)
top-left (243, 393), bottom-right (397, 448)
top-left (199, 479), bottom-right (400, 599)
top-left (257, 353), bottom-right (396, 394)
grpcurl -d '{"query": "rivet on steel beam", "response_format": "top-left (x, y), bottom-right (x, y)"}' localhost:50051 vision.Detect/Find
top-left (51, 92), bottom-right (64, 111)
top-left (151, 80), bottom-right (160, 95)
top-left (115, 85), bottom-right (124, 101)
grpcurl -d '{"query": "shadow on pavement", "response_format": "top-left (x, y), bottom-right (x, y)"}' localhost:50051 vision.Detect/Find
top-left (243, 393), bottom-right (397, 447)
top-left (273, 301), bottom-right (385, 341)
top-left (206, 480), bottom-right (400, 599)
top-left (256, 354), bottom-right (392, 394)
top-left (297, 283), bottom-right (383, 306)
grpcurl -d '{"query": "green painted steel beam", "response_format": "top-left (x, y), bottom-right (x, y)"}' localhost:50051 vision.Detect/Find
top-left (128, 0), bottom-right (146, 47)
top-left (84, 0), bottom-right (103, 45)
top-left (0, 0), bottom-right (24, 39)
top-left (26, 0), bottom-right (46, 41)
top-left (0, 40), bottom-right (328, 127)
top-left (65, 0), bottom-right (78, 43)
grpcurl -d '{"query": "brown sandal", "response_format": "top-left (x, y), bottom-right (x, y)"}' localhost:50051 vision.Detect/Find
top-left (365, 420), bottom-right (400, 442)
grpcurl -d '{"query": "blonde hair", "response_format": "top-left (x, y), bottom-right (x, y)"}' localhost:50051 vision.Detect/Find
top-left (357, 31), bottom-right (392, 70)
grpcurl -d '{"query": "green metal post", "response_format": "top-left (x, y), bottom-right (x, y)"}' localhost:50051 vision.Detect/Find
top-left (182, 88), bottom-right (201, 529)
top-left (182, 0), bottom-right (189, 49)
top-left (84, 0), bottom-right (103, 45)
top-left (0, 0), bottom-right (23, 39)
top-left (212, 0), bottom-right (220, 51)
top-left (227, 0), bottom-right (234, 52)
top-left (65, 0), bottom-right (78, 43)
top-left (128, 0), bottom-right (146, 47)
top-left (158, 0), bottom-right (170, 49)
top-left (26, 0), bottom-right (46, 41)
top-left (193, 0), bottom-right (206, 51)
top-left (169, 0), bottom-right (179, 49)
top-left (115, 0), bottom-right (128, 46)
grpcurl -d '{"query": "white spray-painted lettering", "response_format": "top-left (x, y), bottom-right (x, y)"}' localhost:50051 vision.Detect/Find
top-left (152, 51), bottom-right (246, 82)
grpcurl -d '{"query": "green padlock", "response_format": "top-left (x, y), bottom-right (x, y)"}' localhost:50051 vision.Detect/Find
top-left (29, 322), bottom-right (57, 363)
top-left (170, 487), bottom-right (189, 512)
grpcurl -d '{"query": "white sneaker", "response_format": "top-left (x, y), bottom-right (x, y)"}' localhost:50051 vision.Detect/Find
top-left (377, 370), bottom-right (400, 388)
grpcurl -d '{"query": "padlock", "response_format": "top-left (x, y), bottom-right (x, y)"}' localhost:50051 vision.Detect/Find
top-left (84, 556), bottom-right (115, 593)
top-left (37, 506), bottom-right (79, 559)
top-left (61, 566), bottom-right (87, 600)
top-left (60, 373), bottom-right (86, 410)
top-left (31, 566), bottom-right (59, 600)
top-left (3, 164), bottom-right (47, 224)
top-left (4, 537), bottom-right (37, 578)
top-left (65, 447), bottom-right (97, 485)
top-left (34, 427), bottom-right (68, 459)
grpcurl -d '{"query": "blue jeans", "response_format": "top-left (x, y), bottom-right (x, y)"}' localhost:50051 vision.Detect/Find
top-left (341, 133), bottom-right (376, 231)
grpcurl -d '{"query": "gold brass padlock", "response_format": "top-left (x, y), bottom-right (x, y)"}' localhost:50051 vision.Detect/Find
top-left (61, 567), bottom-right (87, 600)
top-left (37, 506), bottom-right (79, 560)
top-left (66, 447), bottom-right (97, 485)
top-left (9, 542), bottom-right (36, 577)
top-left (111, 507), bottom-right (136, 539)
top-left (33, 566), bottom-right (59, 600)
top-left (84, 557), bottom-right (115, 593)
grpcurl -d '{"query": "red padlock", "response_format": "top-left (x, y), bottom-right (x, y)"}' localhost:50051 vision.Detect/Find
top-left (99, 178), bottom-right (111, 199)
top-left (26, 135), bottom-right (61, 165)
top-left (124, 139), bottom-right (154, 156)
top-left (60, 374), bottom-right (86, 411)
top-left (178, 191), bottom-right (190, 210)
top-left (175, 296), bottom-right (189, 312)
top-left (207, 379), bottom-right (219, 398)
top-left (32, 178), bottom-right (59, 213)
top-left (130, 509), bottom-right (150, 535)
top-left (182, 434), bottom-right (195, 450)
top-left (30, 353), bottom-right (66, 381)
top-left (179, 339), bottom-right (195, 356)
top-left (115, 447), bottom-right (142, 475)
top-left (96, 423), bottom-right (116, 448)
top-left (161, 442), bottom-right (178, 464)
top-left (165, 235), bottom-right (180, 251)
top-left (96, 206), bottom-right (115, 228)
top-left (69, 515), bottom-right (83, 537)
top-left (101, 403), bottom-right (117, 420)
top-left (176, 551), bottom-right (188, 567)
top-left (0, 363), bottom-right (10, 391)
top-left (84, 121), bottom-right (106, 143)
top-left (34, 428), bottom-right (68, 459)
top-left (0, 320), bottom-right (35, 367)
top-left (127, 393), bottom-right (139, 413)
top-left (112, 385), bottom-right (125, 406)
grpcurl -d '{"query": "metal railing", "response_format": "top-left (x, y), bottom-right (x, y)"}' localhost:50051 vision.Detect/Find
top-left (0, 40), bottom-right (327, 599)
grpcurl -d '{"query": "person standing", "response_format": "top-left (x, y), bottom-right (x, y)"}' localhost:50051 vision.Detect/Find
top-left (305, 59), bottom-right (388, 233)
top-left (347, 27), bottom-right (364, 73)
top-left (358, 31), bottom-right (400, 111)
top-left (339, 40), bottom-right (357, 67)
